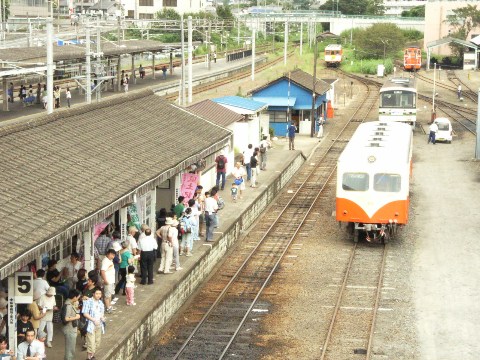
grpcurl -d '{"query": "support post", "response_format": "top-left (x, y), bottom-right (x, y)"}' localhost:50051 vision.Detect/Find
top-left (188, 16), bottom-right (193, 104)
top-left (311, 37), bottom-right (318, 138)
top-left (284, 20), bottom-right (288, 66)
top-left (86, 21), bottom-right (92, 104)
top-left (300, 21), bottom-right (303, 56)
top-left (46, 17), bottom-right (54, 114)
top-left (83, 230), bottom-right (94, 271)
top-left (476, 89), bottom-right (480, 159)
top-left (2, 77), bottom-right (8, 111)
top-left (251, 27), bottom-right (255, 81)
top-left (181, 14), bottom-right (186, 106)
top-left (131, 55), bottom-right (135, 85)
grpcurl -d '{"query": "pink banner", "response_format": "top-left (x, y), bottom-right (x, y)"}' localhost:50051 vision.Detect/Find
top-left (180, 173), bottom-right (199, 203)
top-left (93, 221), bottom-right (110, 241)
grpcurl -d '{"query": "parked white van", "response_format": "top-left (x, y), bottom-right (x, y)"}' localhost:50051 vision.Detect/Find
top-left (435, 117), bottom-right (453, 143)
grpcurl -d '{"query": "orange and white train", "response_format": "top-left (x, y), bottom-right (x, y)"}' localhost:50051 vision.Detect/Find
top-left (324, 44), bottom-right (343, 67)
top-left (336, 121), bottom-right (413, 243)
top-left (403, 46), bottom-right (421, 71)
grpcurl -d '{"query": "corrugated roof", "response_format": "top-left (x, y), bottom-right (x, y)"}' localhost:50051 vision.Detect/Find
top-left (251, 96), bottom-right (296, 107)
top-left (0, 89), bottom-right (231, 278)
top-left (0, 40), bottom-right (186, 63)
top-left (212, 96), bottom-right (267, 112)
top-left (187, 99), bottom-right (244, 127)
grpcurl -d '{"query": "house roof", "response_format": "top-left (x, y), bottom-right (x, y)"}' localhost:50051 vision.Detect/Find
top-left (187, 99), bottom-right (244, 127)
top-left (248, 68), bottom-right (331, 96)
top-left (0, 89), bottom-right (231, 278)
top-left (212, 96), bottom-right (268, 112)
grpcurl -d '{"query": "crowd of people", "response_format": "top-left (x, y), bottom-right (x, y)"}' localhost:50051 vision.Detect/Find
top-left (0, 138), bottom-right (274, 360)
top-left (6, 83), bottom-right (73, 110)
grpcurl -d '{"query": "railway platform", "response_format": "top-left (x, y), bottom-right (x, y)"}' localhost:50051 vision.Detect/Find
top-left (0, 55), bottom-right (262, 123)
top-left (40, 129), bottom-right (337, 359)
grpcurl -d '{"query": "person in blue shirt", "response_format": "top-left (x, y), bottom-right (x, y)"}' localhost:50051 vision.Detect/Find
top-left (287, 121), bottom-right (297, 150)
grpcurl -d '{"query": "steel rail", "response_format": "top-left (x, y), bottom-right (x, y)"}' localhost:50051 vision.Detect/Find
top-left (366, 244), bottom-right (389, 359)
top-left (172, 70), bottom-right (379, 360)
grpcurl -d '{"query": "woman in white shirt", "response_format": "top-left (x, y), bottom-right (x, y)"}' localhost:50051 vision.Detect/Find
top-left (231, 162), bottom-right (246, 198)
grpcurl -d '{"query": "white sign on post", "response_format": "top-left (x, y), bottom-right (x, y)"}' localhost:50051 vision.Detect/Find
top-left (14, 272), bottom-right (33, 304)
top-left (7, 276), bottom-right (17, 354)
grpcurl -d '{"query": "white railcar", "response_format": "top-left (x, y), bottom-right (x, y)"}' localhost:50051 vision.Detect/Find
top-left (336, 121), bottom-right (413, 243)
top-left (379, 78), bottom-right (417, 128)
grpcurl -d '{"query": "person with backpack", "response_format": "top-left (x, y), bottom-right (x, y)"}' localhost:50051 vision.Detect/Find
top-left (62, 289), bottom-right (81, 360)
top-left (258, 136), bottom-right (271, 171)
top-left (215, 150), bottom-right (228, 190)
top-left (180, 208), bottom-right (194, 257)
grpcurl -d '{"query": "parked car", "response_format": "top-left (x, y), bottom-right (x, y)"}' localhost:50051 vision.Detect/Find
top-left (434, 117), bottom-right (453, 143)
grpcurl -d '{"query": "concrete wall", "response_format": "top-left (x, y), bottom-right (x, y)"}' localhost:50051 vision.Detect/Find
top-left (100, 151), bottom-right (306, 360)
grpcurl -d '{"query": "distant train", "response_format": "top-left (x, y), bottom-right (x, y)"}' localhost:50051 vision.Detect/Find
top-left (379, 77), bottom-right (417, 128)
top-left (336, 121), bottom-right (413, 243)
top-left (404, 46), bottom-right (421, 71)
top-left (324, 44), bottom-right (342, 67)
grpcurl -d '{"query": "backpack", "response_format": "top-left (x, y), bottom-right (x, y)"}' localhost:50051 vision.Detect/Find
top-left (217, 197), bottom-right (225, 210)
top-left (217, 156), bottom-right (225, 170)
top-left (61, 303), bottom-right (69, 325)
top-left (260, 143), bottom-right (266, 154)
top-left (179, 217), bottom-right (191, 234)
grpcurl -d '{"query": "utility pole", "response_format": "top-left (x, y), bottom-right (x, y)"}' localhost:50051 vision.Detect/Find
top-left (188, 16), bottom-right (192, 104)
top-left (251, 27), bottom-right (255, 81)
top-left (284, 20), bottom-right (288, 66)
top-left (46, 14), bottom-right (54, 114)
top-left (311, 36), bottom-right (318, 138)
top-left (208, 21), bottom-right (211, 71)
top-left (476, 89), bottom-right (480, 159)
top-left (85, 18), bottom-right (92, 104)
top-left (180, 14), bottom-right (186, 106)
top-left (300, 21), bottom-right (303, 56)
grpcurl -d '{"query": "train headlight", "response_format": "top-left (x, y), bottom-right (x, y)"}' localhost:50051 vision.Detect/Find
top-left (394, 219), bottom-right (398, 223)
top-left (389, 219), bottom-right (393, 224)
top-left (343, 210), bottom-right (348, 215)
top-left (395, 212), bottom-right (399, 216)
top-left (368, 156), bottom-right (376, 163)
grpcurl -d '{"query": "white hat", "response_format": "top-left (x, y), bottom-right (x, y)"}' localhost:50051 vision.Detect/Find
top-left (165, 217), bottom-right (174, 225)
top-left (220, 150), bottom-right (225, 156)
top-left (46, 287), bottom-right (56, 296)
top-left (171, 219), bottom-right (179, 227)
top-left (37, 330), bottom-right (47, 339)
top-left (110, 241), bottom-right (122, 252)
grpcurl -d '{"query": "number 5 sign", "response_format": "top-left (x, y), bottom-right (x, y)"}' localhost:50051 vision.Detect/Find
top-left (14, 272), bottom-right (33, 304)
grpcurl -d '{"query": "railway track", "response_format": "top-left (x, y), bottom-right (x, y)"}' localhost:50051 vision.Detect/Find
top-left (163, 49), bottom-right (295, 102)
top-left (320, 243), bottom-right (388, 360)
top-left (147, 72), bottom-right (380, 360)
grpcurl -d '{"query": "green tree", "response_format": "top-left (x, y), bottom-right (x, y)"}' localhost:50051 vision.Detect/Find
top-left (320, 0), bottom-right (384, 16)
top-left (155, 8), bottom-right (181, 20)
top-left (354, 23), bottom-right (405, 60)
top-left (216, 5), bottom-right (234, 20)
top-left (0, 0), bottom-right (10, 20)
top-left (401, 5), bottom-right (425, 18)
top-left (444, 4), bottom-right (480, 58)
top-left (445, 4), bottom-right (480, 39)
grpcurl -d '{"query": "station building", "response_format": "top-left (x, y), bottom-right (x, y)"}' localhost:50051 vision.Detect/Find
top-left (0, 88), bottom-right (232, 286)
top-left (248, 69), bottom-right (331, 136)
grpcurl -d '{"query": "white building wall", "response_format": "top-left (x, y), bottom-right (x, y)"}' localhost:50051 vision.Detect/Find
top-left (425, 0), bottom-right (480, 56)
top-left (383, 0), bottom-right (427, 16)
top-left (123, 0), bottom-right (205, 18)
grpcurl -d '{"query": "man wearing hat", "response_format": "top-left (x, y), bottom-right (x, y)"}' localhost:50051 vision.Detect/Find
top-left (215, 150), bottom-right (228, 191)
top-left (37, 287), bottom-right (57, 348)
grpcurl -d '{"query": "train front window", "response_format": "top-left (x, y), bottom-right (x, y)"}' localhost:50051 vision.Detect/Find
top-left (374, 174), bottom-right (401, 192)
top-left (380, 91), bottom-right (415, 109)
top-left (342, 173), bottom-right (369, 191)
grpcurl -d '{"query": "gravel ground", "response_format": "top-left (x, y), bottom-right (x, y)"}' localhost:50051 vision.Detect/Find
top-left (254, 70), bottom-right (480, 360)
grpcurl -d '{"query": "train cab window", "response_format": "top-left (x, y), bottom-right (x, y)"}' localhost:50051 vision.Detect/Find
top-left (374, 173), bottom-right (401, 192)
top-left (381, 91), bottom-right (415, 109)
top-left (342, 173), bottom-right (369, 191)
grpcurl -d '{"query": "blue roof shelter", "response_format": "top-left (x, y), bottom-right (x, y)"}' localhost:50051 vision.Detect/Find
top-left (249, 69), bottom-right (331, 136)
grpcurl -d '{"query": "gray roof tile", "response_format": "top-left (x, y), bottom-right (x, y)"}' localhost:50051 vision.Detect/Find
top-left (0, 89), bottom-right (231, 277)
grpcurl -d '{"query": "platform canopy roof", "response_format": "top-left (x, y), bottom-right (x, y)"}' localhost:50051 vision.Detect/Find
top-left (0, 89), bottom-right (232, 279)
top-left (425, 37), bottom-right (479, 70)
top-left (0, 40), bottom-right (188, 63)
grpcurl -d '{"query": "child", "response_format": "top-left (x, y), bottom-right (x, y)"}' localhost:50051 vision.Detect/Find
top-left (125, 265), bottom-right (136, 306)
top-left (17, 310), bottom-right (34, 344)
top-left (231, 183), bottom-right (238, 202)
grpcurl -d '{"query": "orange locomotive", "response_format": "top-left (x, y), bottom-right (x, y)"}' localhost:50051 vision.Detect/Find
top-left (336, 121), bottom-right (413, 243)
top-left (404, 46), bottom-right (421, 71)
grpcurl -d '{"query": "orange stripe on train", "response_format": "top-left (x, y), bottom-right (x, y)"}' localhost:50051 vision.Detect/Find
top-left (336, 198), bottom-right (409, 224)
